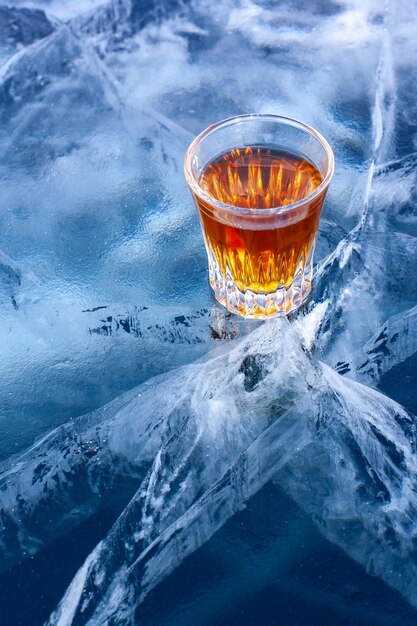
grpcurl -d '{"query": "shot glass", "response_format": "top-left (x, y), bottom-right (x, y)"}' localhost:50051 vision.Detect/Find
top-left (184, 113), bottom-right (334, 318)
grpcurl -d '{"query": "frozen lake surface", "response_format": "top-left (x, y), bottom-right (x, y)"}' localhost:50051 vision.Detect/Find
top-left (1, 0), bottom-right (417, 624)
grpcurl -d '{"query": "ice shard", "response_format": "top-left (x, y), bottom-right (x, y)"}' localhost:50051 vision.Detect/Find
top-left (44, 320), bottom-right (417, 624)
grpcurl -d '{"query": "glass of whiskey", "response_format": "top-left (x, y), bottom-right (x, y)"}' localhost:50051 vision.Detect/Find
top-left (184, 114), bottom-right (334, 318)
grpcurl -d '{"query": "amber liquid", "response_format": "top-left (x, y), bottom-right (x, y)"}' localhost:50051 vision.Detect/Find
top-left (196, 146), bottom-right (323, 299)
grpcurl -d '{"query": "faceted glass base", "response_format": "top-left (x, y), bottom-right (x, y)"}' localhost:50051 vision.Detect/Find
top-left (208, 252), bottom-right (313, 319)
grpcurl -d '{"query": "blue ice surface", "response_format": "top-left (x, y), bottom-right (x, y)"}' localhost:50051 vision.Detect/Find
top-left (1, 0), bottom-right (417, 624)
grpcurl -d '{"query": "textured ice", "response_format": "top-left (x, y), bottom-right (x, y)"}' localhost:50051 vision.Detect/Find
top-left (0, 6), bottom-right (53, 48)
top-left (2, 314), bottom-right (415, 622)
top-left (40, 322), bottom-right (417, 625)
top-left (0, 0), bottom-right (417, 624)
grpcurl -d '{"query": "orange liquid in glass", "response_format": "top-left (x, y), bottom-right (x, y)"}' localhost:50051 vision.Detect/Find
top-left (196, 146), bottom-right (323, 295)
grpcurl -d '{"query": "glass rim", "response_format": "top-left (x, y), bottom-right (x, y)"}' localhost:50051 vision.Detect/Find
top-left (184, 113), bottom-right (335, 216)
